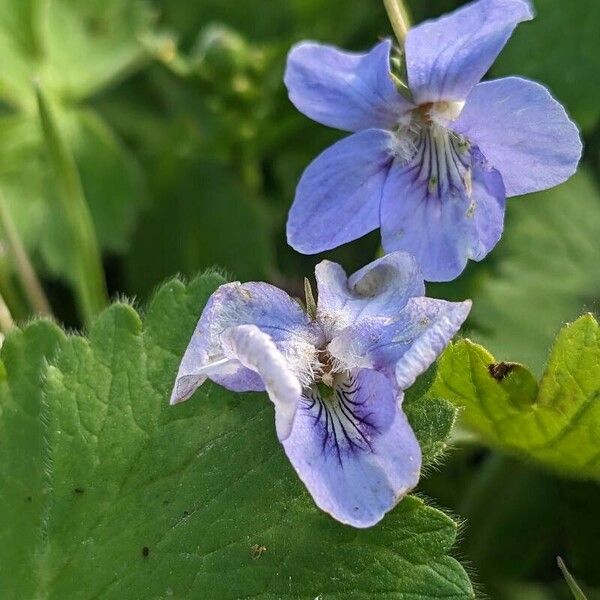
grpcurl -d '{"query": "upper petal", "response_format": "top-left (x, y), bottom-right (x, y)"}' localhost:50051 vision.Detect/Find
top-left (282, 369), bottom-right (421, 527)
top-left (406, 0), bottom-right (533, 104)
top-left (221, 325), bottom-right (302, 440)
top-left (170, 281), bottom-right (321, 404)
top-left (380, 135), bottom-right (506, 282)
top-left (285, 39), bottom-right (414, 132)
top-left (315, 252), bottom-right (425, 339)
top-left (327, 298), bottom-right (472, 385)
top-left (287, 129), bottom-right (396, 254)
top-left (454, 77), bottom-right (582, 197)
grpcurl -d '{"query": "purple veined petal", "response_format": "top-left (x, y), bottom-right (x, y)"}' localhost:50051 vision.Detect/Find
top-left (327, 298), bottom-right (471, 384)
top-left (287, 129), bottom-right (396, 255)
top-left (406, 0), bottom-right (533, 104)
top-left (282, 369), bottom-right (421, 527)
top-left (285, 39), bottom-right (414, 132)
top-left (380, 133), bottom-right (506, 282)
top-left (221, 325), bottom-right (302, 441)
top-left (454, 77), bottom-right (582, 197)
top-left (170, 281), bottom-right (322, 405)
top-left (315, 252), bottom-right (425, 339)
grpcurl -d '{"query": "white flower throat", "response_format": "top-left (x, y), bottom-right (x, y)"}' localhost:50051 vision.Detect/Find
top-left (395, 101), bottom-right (473, 200)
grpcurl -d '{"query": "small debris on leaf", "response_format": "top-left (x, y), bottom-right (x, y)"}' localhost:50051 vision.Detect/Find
top-left (488, 362), bottom-right (516, 381)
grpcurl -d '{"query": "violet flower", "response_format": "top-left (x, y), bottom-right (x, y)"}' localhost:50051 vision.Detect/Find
top-left (171, 253), bottom-right (470, 527)
top-left (284, 0), bottom-right (582, 281)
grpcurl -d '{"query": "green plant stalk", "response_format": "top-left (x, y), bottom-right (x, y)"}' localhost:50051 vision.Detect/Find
top-left (557, 557), bottom-right (589, 600)
top-left (0, 189), bottom-right (53, 318)
top-left (0, 289), bottom-right (16, 335)
top-left (36, 85), bottom-right (108, 325)
top-left (0, 255), bottom-right (28, 322)
top-left (383, 0), bottom-right (411, 44)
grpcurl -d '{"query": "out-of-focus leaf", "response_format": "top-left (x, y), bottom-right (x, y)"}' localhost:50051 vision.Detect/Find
top-left (0, 0), bottom-right (45, 107)
top-left (459, 456), bottom-right (561, 582)
top-left (433, 314), bottom-right (600, 480)
top-left (470, 171), bottom-right (600, 374)
top-left (499, 583), bottom-right (558, 600)
top-left (0, 114), bottom-right (49, 252)
top-left (44, 0), bottom-right (154, 101)
top-left (0, 0), bottom-right (153, 107)
top-left (65, 109), bottom-right (145, 254)
top-left (0, 273), bottom-right (474, 598)
top-left (562, 482), bottom-right (600, 587)
top-left (492, 0), bottom-right (600, 131)
top-left (127, 158), bottom-right (273, 298)
top-left (0, 108), bottom-right (145, 282)
top-left (153, 0), bottom-right (294, 46)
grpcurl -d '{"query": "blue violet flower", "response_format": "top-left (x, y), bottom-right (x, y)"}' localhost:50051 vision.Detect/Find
top-left (284, 0), bottom-right (582, 281)
top-left (171, 253), bottom-right (471, 527)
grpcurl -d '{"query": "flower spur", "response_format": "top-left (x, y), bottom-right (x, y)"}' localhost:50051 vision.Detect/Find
top-left (170, 252), bottom-right (471, 527)
top-left (284, 0), bottom-right (582, 281)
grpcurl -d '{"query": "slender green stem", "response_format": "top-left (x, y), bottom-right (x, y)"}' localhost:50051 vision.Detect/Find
top-left (0, 290), bottom-right (16, 335)
top-left (383, 0), bottom-right (411, 44)
top-left (35, 84), bottom-right (108, 326)
top-left (558, 557), bottom-right (589, 600)
top-left (0, 189), bottom-right (53, 318)
top-left (0, 255), bottom-right (28, 321)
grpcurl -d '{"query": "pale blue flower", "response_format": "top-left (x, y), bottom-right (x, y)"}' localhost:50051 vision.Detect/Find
top-left (284, 0), bottom-right (582, 281)
top-left (171, 253), bottom-right (471, 527)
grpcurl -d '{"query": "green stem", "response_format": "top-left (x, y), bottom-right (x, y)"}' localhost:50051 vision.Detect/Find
top-left (383, 0), bottom-right (411, 44)
top-left (0, 189), bottom-right (53, 318)
top-left (0, 289), bottom-right (16, 335)
top-left (558, 557), bottom-right (589, 600)
top-left (0, 256), bottom-right (29, 321)
top-left (35, 84), bottom-right (108, 326)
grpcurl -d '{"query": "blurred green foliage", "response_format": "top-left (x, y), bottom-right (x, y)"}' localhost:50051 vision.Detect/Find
top-left (0, 0), bottom-right (598, 598)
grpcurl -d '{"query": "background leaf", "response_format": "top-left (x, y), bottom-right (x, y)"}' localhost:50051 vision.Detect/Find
top-left (468, 171), bottom-right (600, 374)
top-left (127, 159), bottom-right (273, 298)
top-left (433, 314), bottom-right (600, 479)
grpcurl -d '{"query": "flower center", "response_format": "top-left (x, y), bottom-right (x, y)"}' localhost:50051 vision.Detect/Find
top-left (315, 348), bottom-right (339, 387)
top-left (395, 106), bottom-right (472, 199)
top-left (417, 100), bottom-right (465, 126)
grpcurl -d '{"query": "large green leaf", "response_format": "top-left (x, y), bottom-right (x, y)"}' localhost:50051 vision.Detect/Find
top-left (0, 320), bottom-right (65, 599)
top-left (492, 0), bottom-right (600, 132)
top-left (433, 314), bottom-right (600, 480)
top-left (469, 171), bottom-right (600, 374)
top-left (0, 273), bottom-right (473, 598)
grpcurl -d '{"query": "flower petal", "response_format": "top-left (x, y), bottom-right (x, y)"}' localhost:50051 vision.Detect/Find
top-left (406, 0), bottom-right (533, 104)
top-left (327, 298), bottom-right (471, 384)
top-left (285, 39), bottom-right (413, 132)
top-left (287, 129), bottom-right (396, 254)
top-left (221, 325), bottom-right (302, 440)
top-left (170, 282), bottom-right (321, 405)
top-left (454, 77), bottom-right (582, 197)
top-left (282, 369), bottom-right (421, 527)
top-left (315, 252), bottom-right (425, 338)
top-left (380, 142), bottom-right (506, 282)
